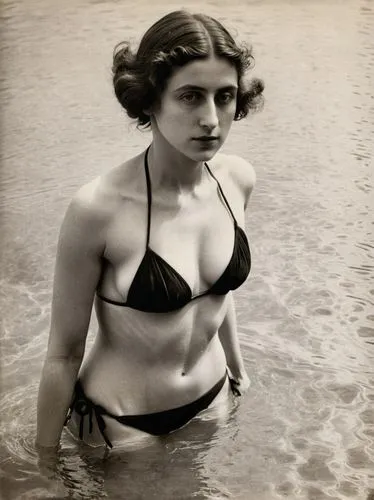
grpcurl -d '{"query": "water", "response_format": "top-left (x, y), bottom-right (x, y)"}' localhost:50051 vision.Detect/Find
top-left (1, 0), bottom-right (373, 498)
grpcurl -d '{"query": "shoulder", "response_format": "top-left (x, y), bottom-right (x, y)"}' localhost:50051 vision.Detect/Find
top-left (60, 173), bottom-right (120, 253)
top-left (212, 153), bottom-right (256, 207)
top-left (67, 176), bottom-right (112, 227)
top-left (61, 157), bottom-right (141, 243)
top-left (66, 157), bottom-right (137, 225)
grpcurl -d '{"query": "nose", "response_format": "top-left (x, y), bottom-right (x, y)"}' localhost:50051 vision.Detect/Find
top-left (198, 97), bottom-right (219, 131)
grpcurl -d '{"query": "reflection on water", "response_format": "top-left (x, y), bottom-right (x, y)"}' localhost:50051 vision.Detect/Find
top-left (1, 0), bottom-right (374, 498)
top-left (1, 399), bottom-right (242, 499)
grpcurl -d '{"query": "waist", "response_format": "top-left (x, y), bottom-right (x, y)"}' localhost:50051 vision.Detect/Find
top-left (79, 337), bottom-right (227, 416)
top-left (68, 371), bottom-right (230, 448)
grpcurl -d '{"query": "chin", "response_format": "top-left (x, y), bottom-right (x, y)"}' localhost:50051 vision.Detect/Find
top-left (196, 151), bottom-right (218, 162)
top-left (188, 145), bottom-right (222, 162)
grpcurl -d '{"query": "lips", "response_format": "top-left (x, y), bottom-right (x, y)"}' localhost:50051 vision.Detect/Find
top-left (193, 136), bottom-right (219, 141)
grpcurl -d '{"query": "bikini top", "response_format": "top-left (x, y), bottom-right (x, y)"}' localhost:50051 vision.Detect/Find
top-left (97, 148), bottom-right (251, 313)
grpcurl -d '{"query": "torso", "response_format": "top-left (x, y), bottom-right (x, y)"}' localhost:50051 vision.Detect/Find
top-left (77, 150), bottom-right (250, 418)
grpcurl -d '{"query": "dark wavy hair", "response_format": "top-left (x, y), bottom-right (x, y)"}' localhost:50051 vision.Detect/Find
top-left (112, 10), bottom-right (264, 128)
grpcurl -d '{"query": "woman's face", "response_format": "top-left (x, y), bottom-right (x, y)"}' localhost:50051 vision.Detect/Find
top-left (150, 55), bottom-right (238, 162)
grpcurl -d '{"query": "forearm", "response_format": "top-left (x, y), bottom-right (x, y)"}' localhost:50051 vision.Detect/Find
top-left (36, 355), bottom-right (82, 448)
top-left (218, 292), bottom-right (246, 380)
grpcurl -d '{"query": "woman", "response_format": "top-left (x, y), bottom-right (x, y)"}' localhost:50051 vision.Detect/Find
top-left (36, 10), bottom-right (264, 450)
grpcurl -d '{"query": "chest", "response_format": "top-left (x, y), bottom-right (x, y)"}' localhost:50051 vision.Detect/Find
top-left (103, 178), bottom-right (245, 296)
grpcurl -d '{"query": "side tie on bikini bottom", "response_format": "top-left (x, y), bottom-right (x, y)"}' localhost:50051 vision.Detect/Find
top-left (65, 374), bottom-right (228, 449)
top-left (64, 381), bottom-right (113, 448)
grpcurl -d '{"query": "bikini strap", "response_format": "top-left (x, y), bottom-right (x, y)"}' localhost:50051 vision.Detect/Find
top-left (204, 163), bottom-right (237, 226)
top-left (144, 146), bottom-right (152, 247)
top-left (68, 380), bottom-right (114, 448)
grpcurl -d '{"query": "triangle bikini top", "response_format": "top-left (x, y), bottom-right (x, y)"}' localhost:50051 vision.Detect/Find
top-left (97, 147), bottom-right (251, 313)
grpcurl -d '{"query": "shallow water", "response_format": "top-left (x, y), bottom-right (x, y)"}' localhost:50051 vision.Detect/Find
top-left (1, 0), bottom-right (373, 498)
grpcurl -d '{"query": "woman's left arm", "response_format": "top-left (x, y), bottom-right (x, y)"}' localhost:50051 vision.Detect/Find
top-left (218, 155), bottom-right (256, 395)
top-left (231, 155), bottom-right (256, 211)
top-left (218, 292), bottom-right (250, 395)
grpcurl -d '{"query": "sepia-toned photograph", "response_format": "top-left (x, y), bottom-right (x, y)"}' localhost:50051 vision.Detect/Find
top-left (0, 0), bottom-right (373, 499)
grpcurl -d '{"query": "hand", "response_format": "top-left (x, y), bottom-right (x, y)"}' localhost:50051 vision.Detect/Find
top-left (35, 442), bottom-right (59, 480)
top-left (35, 442), bottom-right (70, 496)
top-left (228, 371), bottom-right (251, 396)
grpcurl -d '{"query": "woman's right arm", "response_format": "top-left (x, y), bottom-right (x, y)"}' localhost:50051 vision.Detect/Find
top-left (36, 181), bottom-right (107, 449)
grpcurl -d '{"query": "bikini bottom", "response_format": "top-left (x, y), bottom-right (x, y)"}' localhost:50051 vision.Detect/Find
top-left (65, 374), bottom-right (228, 448)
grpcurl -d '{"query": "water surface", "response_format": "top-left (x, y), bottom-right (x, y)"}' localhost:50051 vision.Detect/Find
top-left (1, 0), bottom-right (373, 498)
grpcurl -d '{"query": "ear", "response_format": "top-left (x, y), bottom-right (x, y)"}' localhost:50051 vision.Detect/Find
top-left (143, 105), bottom-right (156, 117)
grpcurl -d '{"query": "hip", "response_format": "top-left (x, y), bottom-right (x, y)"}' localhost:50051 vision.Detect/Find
top-left (65, 370), bottom-right (233, 449)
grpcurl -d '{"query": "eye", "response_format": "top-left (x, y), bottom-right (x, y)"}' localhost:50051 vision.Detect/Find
top-left (179, 92), bottom-right (201, 104)
top-left (217, 92), bottom-right (235, 105)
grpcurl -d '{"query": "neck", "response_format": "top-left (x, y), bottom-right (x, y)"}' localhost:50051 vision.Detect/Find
top-left (147, 142), bottom-right (205, 194)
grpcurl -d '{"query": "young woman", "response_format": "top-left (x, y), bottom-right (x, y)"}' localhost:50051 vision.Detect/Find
top-left (36, 10), bottom-right (264, 450)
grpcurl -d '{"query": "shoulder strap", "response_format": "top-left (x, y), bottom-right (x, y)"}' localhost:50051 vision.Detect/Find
top-left (204, 163), bottom-right (237, 225)
top-left (144, 146), bottom-right (152, 246)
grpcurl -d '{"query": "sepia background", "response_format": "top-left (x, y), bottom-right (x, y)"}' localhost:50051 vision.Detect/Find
top-left (1, 0), bottom-right (373, 498)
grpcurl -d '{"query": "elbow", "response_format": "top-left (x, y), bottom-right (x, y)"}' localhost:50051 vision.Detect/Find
top-left (46, 352), bottom-right (84, 366)
top-left (45, 340), bottom-right (85, 368)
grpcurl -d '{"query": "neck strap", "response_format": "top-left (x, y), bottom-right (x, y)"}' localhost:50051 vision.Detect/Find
top-left (144, 146), bottom-right (152, 247)
top-left (204, 163), bottom-right (237, 225)
top-left (144, 149), bottom-right (238, 249)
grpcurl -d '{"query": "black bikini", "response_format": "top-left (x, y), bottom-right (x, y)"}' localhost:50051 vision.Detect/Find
top-left (67, 148), bottom-right (251, 447)
top-left (66, 375), bottom-right (228, 448)
top-left (96, 146), bottom-right (251, 313)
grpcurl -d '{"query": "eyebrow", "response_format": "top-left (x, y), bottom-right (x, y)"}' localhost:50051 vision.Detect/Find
top-left (174, 84), bottom-right (238, 92)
